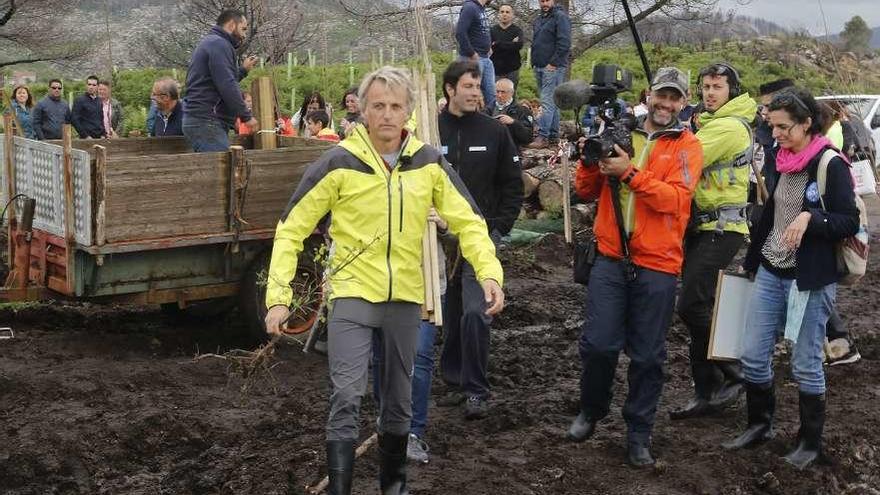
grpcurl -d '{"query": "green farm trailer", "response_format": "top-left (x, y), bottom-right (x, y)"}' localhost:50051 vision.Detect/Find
top-left (1, 124), bottom-right (329, 340)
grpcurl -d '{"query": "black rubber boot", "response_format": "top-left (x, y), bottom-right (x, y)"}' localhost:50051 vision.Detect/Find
top-left (722, 381), bottom-right (775, 450)
top-left (379, 433), bottom-right (409, 495)
top-left (626, 441), bottom-right (655, 468)
top-left (567, 411), bottom-right (597, 442)
top-left (783, 392), bottom-right (825, 470)
top-left (670, 361), bottom-right (718, 420)
top-left (710, 362), bottom-right (745, 408)
top-left (326, 440), bottom-right (355, 495)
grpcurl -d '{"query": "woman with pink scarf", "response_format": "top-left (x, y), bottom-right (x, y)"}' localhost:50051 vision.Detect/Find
top-left (723, 87), bottom-right (860, 469)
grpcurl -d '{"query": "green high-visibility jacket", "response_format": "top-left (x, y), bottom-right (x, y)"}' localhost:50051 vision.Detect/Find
top-left (694, 93), bottom-right (758, 234)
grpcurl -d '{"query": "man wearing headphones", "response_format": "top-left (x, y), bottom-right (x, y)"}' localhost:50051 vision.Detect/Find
top-left (671, 63), bottom-right (757, 420)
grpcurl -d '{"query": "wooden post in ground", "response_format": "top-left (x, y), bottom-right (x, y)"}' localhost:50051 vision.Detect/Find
top-left (61, 125), bottom-right (76, 294)
top-left (251, 76), bottom-right (277, 150)
top-left (560, 147), bottom-right (572, 244)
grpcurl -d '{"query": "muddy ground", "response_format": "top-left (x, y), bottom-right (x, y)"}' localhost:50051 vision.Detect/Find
top-left (2, 197), bottom-right (880, 495)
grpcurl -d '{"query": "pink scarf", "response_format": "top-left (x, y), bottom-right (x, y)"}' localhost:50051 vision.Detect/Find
top-left (776, 135), bottom-right (834, 173)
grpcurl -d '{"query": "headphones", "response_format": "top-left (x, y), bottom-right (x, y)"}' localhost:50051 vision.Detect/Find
top-left (696, 62), bottom-right (742, 100)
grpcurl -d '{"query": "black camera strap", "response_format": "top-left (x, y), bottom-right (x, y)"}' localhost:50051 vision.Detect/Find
top-left (608, 177), bottom-right (637, 281)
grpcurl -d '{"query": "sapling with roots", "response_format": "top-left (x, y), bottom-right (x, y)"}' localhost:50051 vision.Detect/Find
top-left (195, 233), bottom-right (385, 396)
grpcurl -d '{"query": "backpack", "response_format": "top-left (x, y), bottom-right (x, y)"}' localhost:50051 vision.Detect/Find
top-left (816, 149), bottom-right (869, 286)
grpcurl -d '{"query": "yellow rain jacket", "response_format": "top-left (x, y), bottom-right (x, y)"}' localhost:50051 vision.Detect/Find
top-left (694, 93), bottom-right (758, 234)
top-left (266, 124), bottom-right (502, 308)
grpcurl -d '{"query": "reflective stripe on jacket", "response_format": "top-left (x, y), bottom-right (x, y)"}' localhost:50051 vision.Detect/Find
top-left (266, 124), bottom-right (503, 308)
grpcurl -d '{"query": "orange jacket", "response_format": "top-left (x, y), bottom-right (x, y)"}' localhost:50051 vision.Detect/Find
top-left (315, 127), bottom-right (340, 143)
top-left (575, 125), bottom-right (703, 275)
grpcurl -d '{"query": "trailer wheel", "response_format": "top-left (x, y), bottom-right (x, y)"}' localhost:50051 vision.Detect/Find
top-left (239, 241), bottom-right (324, 345)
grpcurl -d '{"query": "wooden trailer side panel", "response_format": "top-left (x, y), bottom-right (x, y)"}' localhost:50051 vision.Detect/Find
top-left (103, 152), bottom-right (229, 242)
top-left (241, 145), bottom-right (329, 230)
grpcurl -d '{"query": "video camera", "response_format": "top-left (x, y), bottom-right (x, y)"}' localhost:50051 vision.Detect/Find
top-left (553, 64), bottom-right (637, 163)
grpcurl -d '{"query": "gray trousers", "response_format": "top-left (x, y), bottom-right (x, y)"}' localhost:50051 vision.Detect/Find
top-left (326, 297), bottom-right (420, 441)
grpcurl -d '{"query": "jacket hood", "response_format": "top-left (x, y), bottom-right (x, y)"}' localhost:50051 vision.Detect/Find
top-left (699, 93), bottom-right (757, 127)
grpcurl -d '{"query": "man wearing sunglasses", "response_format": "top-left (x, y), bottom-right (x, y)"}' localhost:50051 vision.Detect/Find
top-left (71, 75), bottom-right (106, 139)
top-left (31, 79), bottom-right (71, 140)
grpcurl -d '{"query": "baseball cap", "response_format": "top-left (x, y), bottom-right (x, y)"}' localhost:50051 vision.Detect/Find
top-left (651, 67), bottom-right (688, 96)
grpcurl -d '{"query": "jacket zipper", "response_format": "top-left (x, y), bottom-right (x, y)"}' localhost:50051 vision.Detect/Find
top-left (398, 176), bottom-right (404, 233)
top-left (385, 171), bottom-right (394, 301)
top-left (455, 129), bottom-right (462, 172)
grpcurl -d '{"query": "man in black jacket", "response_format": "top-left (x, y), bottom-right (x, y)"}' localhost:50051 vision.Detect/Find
top-left (438, 61), bottom-right (523, 419)
top-left (490, 4), bottom-right (524, 92)
top-left (489, 78), bottom-right (534, 147)
top-left (71, 75), bottom-right (105, 139)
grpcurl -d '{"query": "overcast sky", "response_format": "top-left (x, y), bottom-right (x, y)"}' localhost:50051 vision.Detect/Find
top-left (715, 0), bottom-right (880, 35)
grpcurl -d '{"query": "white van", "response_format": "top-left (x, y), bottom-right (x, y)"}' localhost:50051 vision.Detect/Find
top-left (816, 95), bottom-right (880, 169)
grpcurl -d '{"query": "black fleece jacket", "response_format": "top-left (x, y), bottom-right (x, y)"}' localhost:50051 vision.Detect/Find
top-left (744, 146), bottom-right (860, 290)
top-left (439, 110), bottom-right (523, 235)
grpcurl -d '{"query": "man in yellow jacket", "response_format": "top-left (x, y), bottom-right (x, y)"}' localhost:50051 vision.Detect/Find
top-left (264, 66), bottom-right (504, 495)
top-left (671, 63), bottom-right (757, 420)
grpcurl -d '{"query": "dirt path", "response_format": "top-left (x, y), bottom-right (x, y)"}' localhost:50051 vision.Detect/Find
top-left (2, 197), bottom-right (879, 495)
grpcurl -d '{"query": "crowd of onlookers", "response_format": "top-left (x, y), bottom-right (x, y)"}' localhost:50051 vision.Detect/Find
top-left (5, 76), bottom-right (124, 140)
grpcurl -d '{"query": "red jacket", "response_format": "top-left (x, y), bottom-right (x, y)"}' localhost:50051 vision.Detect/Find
top-left (575, 125), bottom-right (703, 275)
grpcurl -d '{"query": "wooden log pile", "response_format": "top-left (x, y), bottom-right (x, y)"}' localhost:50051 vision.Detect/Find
top-left (519, 146), bottom-right (597, 227)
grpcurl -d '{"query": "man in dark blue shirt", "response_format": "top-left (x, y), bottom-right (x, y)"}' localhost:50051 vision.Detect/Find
top-left (71, 75), bottom-right (105, 139)
top-left (150, 78), bottom-right (185, 137)
top-left (527, 0), bottom-right (571, 149)
top-left (455, 0), bottom-right (495, 110)
top-left (183, 9), bottom-right (258, 151)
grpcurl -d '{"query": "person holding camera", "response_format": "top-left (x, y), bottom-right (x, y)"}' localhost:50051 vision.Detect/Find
top-left (670, 63), bottom-right (757, 420)
top-left (566, 67), bottom-right (703, 468)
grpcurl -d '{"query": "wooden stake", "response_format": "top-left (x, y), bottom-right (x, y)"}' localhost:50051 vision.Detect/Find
top-left (428, 221), bottom-right (443, 326)
top-left (94, 145), bottom-right (108, 246)
top-left (560, 147), bottom-right (572, 244)
top-left (421, 227), bottom-right (434, 319)
top-left (251, 76), bottom-right (277, 150)
top-left (61, 125), bottom-right (76, 294)
top-left (4, 114), bottom-right (17, 266)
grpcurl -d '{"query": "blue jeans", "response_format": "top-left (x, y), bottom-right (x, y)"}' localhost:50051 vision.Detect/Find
top-left (740, 267), bottom-right (834, 395)
top-left (578, 257), bottom-right (677, 444)
top-left (458, 56), bottom-right (496, 111)
top-left (533, 66), bottom-right (566, 139)
top-left (373, 320), bottom-right (437, 438)
top-left (182, 115), bottom-right (230, 152)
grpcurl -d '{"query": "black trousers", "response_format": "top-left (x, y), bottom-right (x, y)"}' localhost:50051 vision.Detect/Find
top-left (579, 257), bottom-right (678, 444)
top-left (676, 231), bottom-right (745, 398)
top-left (441, 261), bottom-right (492, 399)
